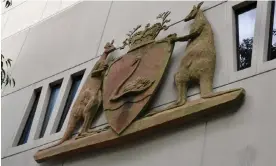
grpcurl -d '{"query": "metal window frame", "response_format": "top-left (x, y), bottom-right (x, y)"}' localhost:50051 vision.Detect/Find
top-left (234, 1), bottom-right (257, 71)
top-left (38, 81), bottom-right (62, 138)
top-left (56, 73), bottom-right (84, 133)
top-left (17, 88), bottom-right (42, 146)
top-left (267, 0), bottom-right (276, 61)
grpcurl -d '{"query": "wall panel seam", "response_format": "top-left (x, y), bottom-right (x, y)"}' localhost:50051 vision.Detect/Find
top-left (92, 1), bottom-right (113, 59)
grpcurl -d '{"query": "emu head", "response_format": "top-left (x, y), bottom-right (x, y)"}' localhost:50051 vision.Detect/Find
top-left (184, 1), bottom-right (204, 22)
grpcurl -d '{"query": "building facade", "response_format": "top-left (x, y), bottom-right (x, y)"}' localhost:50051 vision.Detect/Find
top-left (1, 1), bottom-right (276, 166)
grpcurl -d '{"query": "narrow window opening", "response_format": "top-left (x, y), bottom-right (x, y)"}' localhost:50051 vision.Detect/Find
top-left (56, 74), bottom-right (83, 133)
top-left (17, 88), bottom-right (41, 145)
top-left (39, 82), bottom-right (62, 138)
top-left (268, 0), bottom-right (276, 61)
top-left (234, 1), bottom-right (257, 71)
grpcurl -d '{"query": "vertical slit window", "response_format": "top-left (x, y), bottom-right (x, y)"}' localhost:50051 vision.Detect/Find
top-left (234, 2), bottom-right (257, 71)
top-left (39, 83), bottom-right (61, 138)
top-left (268, 0), bottom-right (276, 61)
top-left (18, 89), bottom-right (41, 145)
top-left (56, 74), bottom-right (83, 133)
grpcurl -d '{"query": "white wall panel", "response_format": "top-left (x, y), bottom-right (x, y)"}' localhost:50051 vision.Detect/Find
top-left (1, 85), bottom-right (34, 157)
top-left (60, 0), bottom-right (81, 10)
top-left (1, 0), bottom-right (27, 14)
top-left (202, 69), bottom-right (276, 166)
top-left (1, 28), bottom-right (29, 95)
top-left (2, 145), bottom-right (62, 166)
top-left (1, 12), bottom-right (9, 37)
top-left (41, 0), bottom-right (62, 20)
top-left (2, 0), bottom-right (47, 39)
top-left (4, 1), bottom-right (111, 94)
top-left (64, 123), bottom-right (206, 166)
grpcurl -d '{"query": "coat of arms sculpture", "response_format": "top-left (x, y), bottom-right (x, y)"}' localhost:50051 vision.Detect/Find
top-left (34, 2), bottom-right (245, 163)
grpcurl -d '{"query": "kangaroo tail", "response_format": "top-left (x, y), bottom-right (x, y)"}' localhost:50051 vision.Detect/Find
top-left (38, 113), bottom-right (78, 151)
top-left (57, 113), bottom-right (78, 145)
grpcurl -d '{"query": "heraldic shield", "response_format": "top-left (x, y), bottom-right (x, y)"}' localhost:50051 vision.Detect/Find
top-left (103, 41), bottom-right (174, 134)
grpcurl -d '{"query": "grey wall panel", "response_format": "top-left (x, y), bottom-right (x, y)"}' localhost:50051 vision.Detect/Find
top-left (6, 1), bottom-right (111, 94)
top-left (202, 69), bottom-right (276, 166)
top-left (1, 85), bottom-right (34, 157)
top-left (1, 29), bottom-right (29, 95)
top-left (2, 145), bottom-right (62, 166)
top-left (64, 123), bottom-right (206, 166)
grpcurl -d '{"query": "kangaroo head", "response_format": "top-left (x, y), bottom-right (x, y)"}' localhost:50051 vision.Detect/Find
top-left (103, 40), bottom-right (116, 55)
top-left (184, 1), bottom-right (204, 22)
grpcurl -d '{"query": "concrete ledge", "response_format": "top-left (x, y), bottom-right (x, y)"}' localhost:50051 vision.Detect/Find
top-left (34, 88), bottom-right (245, 163)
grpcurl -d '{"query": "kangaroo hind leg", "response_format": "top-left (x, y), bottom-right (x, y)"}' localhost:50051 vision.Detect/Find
top-left (79, 97), bottom-right (96, 135)
top-left (200, 74), bottom-right (242, 98)
top-left (167, 72), bottom-right (188, 109)
top-left (200, 73), bottom-right (214, 98)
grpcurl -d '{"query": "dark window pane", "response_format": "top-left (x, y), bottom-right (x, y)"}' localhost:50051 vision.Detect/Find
top-left (39, 84), bottom-right (61, 138)
top-left (268, 1), bottom-right (276, 61)
top-left (235, 2), bottom-right (257, 70)
top-left (56, 75), bottom-right (83, 133)
top-left (18, 89), bottom-right (41, 145)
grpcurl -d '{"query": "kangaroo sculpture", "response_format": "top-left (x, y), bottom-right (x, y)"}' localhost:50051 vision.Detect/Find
top-left (40, 41), bottom-right (116, 150)
top-left (59, 41), bottom-right (116, 143)
top-left (167, 2), bottom-right (226, 109)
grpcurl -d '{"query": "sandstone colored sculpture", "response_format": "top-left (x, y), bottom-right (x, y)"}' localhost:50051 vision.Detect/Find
top-left (34, 3), bottom-right (246, 162)
top-left (102, 11), bottom-right (175, 134)
top-left (35, 88), bottom-right (245, 163)
top-left (41, 41), bottom-right (116, 150)
top-left (167, 2), bottom-right (234, 109)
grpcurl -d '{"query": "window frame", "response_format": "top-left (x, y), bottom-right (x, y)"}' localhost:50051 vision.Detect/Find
top-left (16, 88), bottom-right (42, 146)
top-left (255, 1), bottom-right (276, 74)
top-left (4, 63), bottom-right (91, 157)
top-left (56, 74), bottom-right (84, 133)
top-left (38, 81), bottom-right (62, 138)
top-left (234, 1), bottom-right (257, 71)
top-left (267, 0), bottom-right (276, 61)
top-left (225, 1), bottom-right (261, 83)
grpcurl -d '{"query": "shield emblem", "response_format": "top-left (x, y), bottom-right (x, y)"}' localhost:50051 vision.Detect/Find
top-left (103, 41), bottom-right (174, 134)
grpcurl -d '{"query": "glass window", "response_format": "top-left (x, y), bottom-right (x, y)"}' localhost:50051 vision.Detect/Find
top-left (39, 83), bottom-right (61, 138)
top-left (56, 75), bottom-right (83, 133)
top-left (18, 89), bottom-right (41, 145)
top-left (268, 0), bottom-right (276, 61)
top-left (235, 2), bottom-right (257, 71)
